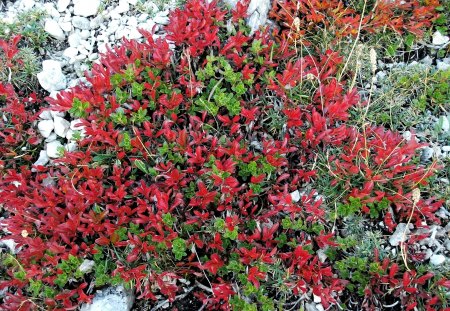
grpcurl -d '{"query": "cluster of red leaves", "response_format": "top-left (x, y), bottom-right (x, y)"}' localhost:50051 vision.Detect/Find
top-left (0, 1), bottom-right (448, 310)
top-left (270, 0), bottom-right (440, 45)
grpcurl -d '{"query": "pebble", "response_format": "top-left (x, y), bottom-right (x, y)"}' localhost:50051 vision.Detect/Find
top-left (44, 19), bottom-right (65, 40)
top-left (32, 150), bottom-right (50, 168)
top-left (53, 116), bottom-right (70, 137)
top-left (68, 32), bottom-right (82, 47)
top-left (57, 0), bottom-right (71, 12)
top-left (73, 0), bottom-right (101, 17)
top-left (389, 223), bottom-right (410, 246)
top-left (430, 254), bottom-right (446, 266)
top-left (432, 31), bottom-right (450, 46)
top-left (72, 16), bottom-right (90, 30)
top-left (46, 140), bottom-right (64, 158)
top-left (290, 190), bottom-right (301, 203)
top-left (420, 147), bottom-right (434, 163)
top-left (37, 60), bottom-right (67, 92)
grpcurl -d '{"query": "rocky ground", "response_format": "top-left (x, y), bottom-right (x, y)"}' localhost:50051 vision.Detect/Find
top-left (1, 0), bottom-right (449, 310)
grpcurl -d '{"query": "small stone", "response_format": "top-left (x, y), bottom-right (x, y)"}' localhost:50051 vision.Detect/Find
top-left (424, 248), bottom-right (433, 260)
top-left (63, 47), bottom-right (78, 59)
top-left (430, 254), bottom-right (446, 266)
top-left (46, 141), bottom-right (64, 158)
top-left (57, 0), bottom-right (71, 12)
top-left (44, 3), bottom-right (61, 18)
top-left (402, 131), bottom-right (412, 142)
top-left (437, 61), bottom-right (450, 71)
top-left (421, 56), bottom-right (433, 66)
top-left (53, 116), bottom-right (70, 137)
top-left (80, 30), bottom-right (90, 39)
top-left (39, 110), bottom-right (53, 120)
top-left (153, 14), bottom-right (169, 25)
top-left (432, 31), bottom-right (450, 46)
top-left (51, 110), bottom-right (65, 118)
top-left (420, 147), bottom-right (434, 162)
top-left (73, 0), bottom-right (101, 17)
top-left (59, 21), bottom-right (72, 32)
top-left (68, 32), bottom-right (82, 47)
top-left (38, 120), bottom-right (54, 138)
top-left (290, 190), bottom-right (301, 203)
top-left (79, 286), bottom-right (134, 311)
top-left (44, 19), bottom-right (65, 40)
top-left (442, 146), bottom-right (450, 152)
top-left (33, 150), bottom-right (50, 168)
top-left (72, 16), bottom-right (90, 30)
top-left (313, 294), bottom-right (321, 303)
top-left (246, 0), bottom-right (271, 33)
top-left (389, 223), bottom-right (409, 246)
top-left (45, 132), bottom-right (58, 143)
top-left (37, 60), bottom-right (67, 92)
top-left (65, 142), bottom-right (78, 152)
top-left (0, 239), bottom-right (17, 254)
top-left (88, 53), bottom-right (99, 61)
top-left (78, 259), bottom-right (95, 273)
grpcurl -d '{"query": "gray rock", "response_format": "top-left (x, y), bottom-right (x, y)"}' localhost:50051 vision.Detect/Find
top-left (430, 254), bottom-right (446, 266)
top-left (421, 147), bottom-right (434, 162)
top-left (59, 21), bottom-right (72, 32)
top-left (72, 16), bottom-right (90, 30)
top-left (73, 0), bottom-right (101, 17)
top-left (80, 286), bottom-right (134, 311)
top-left (63, 47), bottom-right (78, 60)
top-left (65, 142), bottom-right (78, 152)
top-left (389, 223), bottom-right (410, 246)
top-left (45, 19), bottom-right (65, 40)
top-left (78, 259), bottom-right (95, 273)
top-left (37, 60), bottom-right (67, 92)
top-left (290, 190), bottom-right (301, 203)
top-left (437, 61), bottom-right (450, 71)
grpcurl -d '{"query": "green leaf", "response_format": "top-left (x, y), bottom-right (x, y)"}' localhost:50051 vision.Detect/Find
top-left (134, 159), bottom-right (149, 174)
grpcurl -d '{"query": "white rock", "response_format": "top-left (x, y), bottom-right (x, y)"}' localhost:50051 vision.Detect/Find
top-left (290, 190), bottom-right (300, 203)
top-left (44, 3), bottom-right (61, 18)
top-left (0, 239), bottom-right (17, 254)
top-left (51, 110), bottom-right (65, 118)
top-left (57, 0), bottom-right (71, 12)
top-left (37, 60), bottom-right (67, 92)
top-left (125, 0), bottom-right (137, 4)
top-left (78, 259), bottom-right (95, 273)
top-left (246, 0), bottom-right (271, 33)
top-left (63, 47), bottom-right (79, 59)
top-left (313, 294), bottom-right (321, 303)
top-left (402, 131), bottom-right (412, 142)
top-left (65, 142), bottom-right (78, 152)
top-left (68, 32), bottom-right (82, 47)
top-left (430, 254), bottom-right (446, 266)
top-left (39, 110), bottom-right (53, 120)
top-left (72, 16), bottom-right (90, 30)
top-left (79, 286), bottom-right (134, 311)
top-left (73, 0), bottom-right (101, 17)
top-left (432, 31), bottom-right (450, 46)
top-left (127, 16), bottom-right (137, 27)
top-left (437, 61), bottom-right (450, 71)
top-left (53, 116), bottom-right (70, 137)
top-left (44, 19), bottom-right (65, 40)
top-left (33, 150), bottom-right (50, 168)
top-left (45, 132), bottom-right (58, 143)
top-left (59, 21), bottom-right (72, 32)
top-left (80, 30), bottom-right (90, 39)
top-left (88, 53), bottom-right (99, 61)
top-left (19, 0), bottom-right (35, 11)
top-left (443, 146), bottom-right (450, 152)
top-left (38, 120), bottom-right (54, 138)
top-left (113, 1), bottom-right (129, 14)
top-left (389, 223), bottom-right (409, 246)
top-left (46, 140), bottom-right (64, 158)
top-left (153, 14), bottom-right (169, 25)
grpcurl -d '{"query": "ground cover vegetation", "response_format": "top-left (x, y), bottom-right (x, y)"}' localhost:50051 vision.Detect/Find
top-left (0, 0), bottom-right (449, 310)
